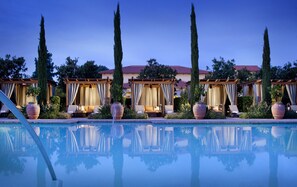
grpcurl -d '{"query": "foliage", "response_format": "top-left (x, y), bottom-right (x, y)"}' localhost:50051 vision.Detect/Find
top-left (122, 108), bottom-right (148, 119)
top-left (165, 111), bottom-right (194, 119)
top-left (32, 52), bottom-right (56, 81)
top-left (111, 3), bottom-right (124, 104)
top-left (206, 57), bottom-right (236, 79)
top-left (7, 106), bottom-right (27, 119)
top-left (37, 16), bottom-right (48, 106)
top-left (190, 4), bottom-right (199, 109)
top-left (39, 96), bottom-right (69, 119)
top-left (110, 83), bottom-right (123, 103)
top-left (261, 28), bottom-right (272, 105)
top-left (77, 61), bottom-right (108, 78)
top-left (138, 59), bottom-right (177, 79)
top-left (56, 57), bottom-right (109, 92)
top-left (26, 86), bottom-right (41, 98)
top-left (56, 57), bottom-right (80, 90)
top-left (237, 68), bottom-right (253, 82)
top-left (239, 102), bottom-right (272, 119)
top-left (204, 110), bottom-right (226, 119)
top-left (193, 85), bottom-right (205, 102)
top-left (271, 61), bottom-right (297, 79)
top-left (270, 85), bottom-right (283, 102)
top-left (88, 105), bottom-right (112, 119)
top-left (0, 55), bottom-right (27, 78)
top-left (237, 96), bottom-right (253, 112)
top-left (180, 103), bottom-right (191, 113)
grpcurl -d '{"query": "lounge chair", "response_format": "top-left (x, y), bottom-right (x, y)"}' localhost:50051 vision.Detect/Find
top-left (165, 105), bottom-right (174, 114)
top-left (0, 105), bottom-right (9, 117)
top-left (291, 105), bottom-right (297, 112)
top-left (229, 105), bottom-right (240, 117)
top-left (135, 105), bottom-right (145, 114)
top-left (93, 105), bottom-right (102, 114)
top-left (67, 105), bottom-right (78, 115)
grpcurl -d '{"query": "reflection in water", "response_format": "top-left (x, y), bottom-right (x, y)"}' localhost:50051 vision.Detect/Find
top-left (1, 124), bottom-right (297, 187)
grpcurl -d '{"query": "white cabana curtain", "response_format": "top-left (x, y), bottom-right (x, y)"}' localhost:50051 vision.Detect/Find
top-left (68, 83), bottom-right (80, 105)
top-left (200, 84), bottom-right (209, 102)
top-left (225, 84), bottom-right (236, 105)
top-left (97, 83), bottom-right (106, 105)
top-left (161, 84), bottom-right (172, 105)
top-left (243, 85), bottom-right (249, 96)
top-left (286, 84), bottom-right (297, 105)
top-left (1, 83), bottom-right (15, 99)
top-left (133, 83), bottom-right (144, 105)
top-left (253, 84), bottom-right (262, 104)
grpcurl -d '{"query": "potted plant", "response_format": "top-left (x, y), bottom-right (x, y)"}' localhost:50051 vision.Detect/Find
top-left (110, 84), bottom-right (124, 120)
top-left (26, 86), bottom-right (41, 119)
top-left (270, 85), bottom-right (285, 119)
top-left (192, 85), bottom-right (207, 119)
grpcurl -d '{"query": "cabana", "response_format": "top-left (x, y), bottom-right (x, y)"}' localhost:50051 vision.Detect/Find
top-left (245, 79), bottom-right (297, 106)
top-left (64, 78), bottom-right (112, 114)
top-left (0, 78), bottom-right (55, 108)
top-left (199, 79), bottom-right (239, 114)
top-left (129, 78), bottom-right (175, 117)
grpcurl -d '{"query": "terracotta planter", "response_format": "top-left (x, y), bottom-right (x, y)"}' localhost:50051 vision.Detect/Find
top-left (271, 126), bottom-right (286, 138)
top-left (26, 102), bottom-right (40, 119)
top-left (193, 102), bottom-right (206, 119)
top-left (271, 102), bottom-right (285, 119)
top-left (111, 102), bottom-right (124, 120)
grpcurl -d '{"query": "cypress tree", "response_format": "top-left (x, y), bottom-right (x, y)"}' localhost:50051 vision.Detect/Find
top-left (190, 4), bottom-right (199, 108)
top-left (261, 28), bottom-right (271, 105)
top-left (37, 16), bottom-right (48, 106)
top-left (111, 4), bottom-right (123, 103)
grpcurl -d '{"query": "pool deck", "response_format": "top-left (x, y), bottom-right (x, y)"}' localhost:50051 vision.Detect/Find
top-left (1, 117), bottom-right (297, 125)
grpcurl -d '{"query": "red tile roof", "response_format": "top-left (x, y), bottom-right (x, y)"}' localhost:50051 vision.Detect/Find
top-left (99, 65), bottom-right (209, 74)
top-left (234, 65), bottom-right (260, 72)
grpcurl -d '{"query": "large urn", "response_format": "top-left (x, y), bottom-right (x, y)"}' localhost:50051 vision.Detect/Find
top-left (271, 102), bottom-right (285, 119)
top-left (111, 102), bottom-right (124, 120)
top-left (193, 102), bottom-right (206, 119)
top-left (26, 102), bottom-right (40, 119)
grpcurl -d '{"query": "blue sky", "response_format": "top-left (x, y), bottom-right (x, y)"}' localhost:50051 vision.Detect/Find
top-left (0, 0), bottom-right (296, 76)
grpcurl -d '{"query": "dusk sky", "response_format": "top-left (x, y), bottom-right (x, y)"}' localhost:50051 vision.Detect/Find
top-left (0, 0), bottom-right (296, 76)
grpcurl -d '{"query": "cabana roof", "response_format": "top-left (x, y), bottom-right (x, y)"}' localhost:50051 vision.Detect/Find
top-left (0, 78), bottom-right (56, 85)
top-left (244, 79), bottom-right (297, 85)
top-left (64, 78), bottom-right (112, 84)
top-left (199, 79), bottom-right (239, 85)
top-left (128, 78), bottom-right (175, 85)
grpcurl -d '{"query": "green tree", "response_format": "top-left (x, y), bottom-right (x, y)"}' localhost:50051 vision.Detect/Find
top-left (56, 57), bottom-right (80, 91)
top-left (138, 59), bottom-right (177, 79)
top-left (0, 55), bottom-right (27, 78)
top-left (37, 16), bottom-right (48, 106)
top-left (261, 28), bottom-right (271, 105)
top-left (237, 68), bottom-right (252, 82)
top-left (190, 4), bottom-right (199, 108)
top-left (206, 57), bottom-right (236, 79)
top-left (111, 3), bottom-right (123, 103)
top-left (270, 61), bottom-right (297, 79)
top-left (32, 52), bottom-right (56, 81)
top-left (77, 61), bottom-right (108, 78)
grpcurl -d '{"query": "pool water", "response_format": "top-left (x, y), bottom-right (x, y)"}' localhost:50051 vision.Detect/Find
top-left (1, 123), bottom-right (297, 187)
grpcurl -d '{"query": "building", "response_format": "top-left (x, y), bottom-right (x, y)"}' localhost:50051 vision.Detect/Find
top-left (99, 65), bottom-right (209, 84)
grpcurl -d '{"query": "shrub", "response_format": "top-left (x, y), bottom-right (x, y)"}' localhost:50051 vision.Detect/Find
top-left (165, 111), bottom-right (194, 119)
top-left (90, 105), bottom-right (112, 119)
top-left (56, 112), bottom-right (71, 119)
top-left (238, 96), bottom-right (253, 112)
top-left (204, 110), bottom-right (226, 119)
top-left (122, 108), bottom-right (148, 119)
top-left (240, 102), bottom-right (272, 119)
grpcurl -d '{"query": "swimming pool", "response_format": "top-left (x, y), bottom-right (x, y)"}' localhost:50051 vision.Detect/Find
top-left (1, 122), bottom-right (297, 187)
